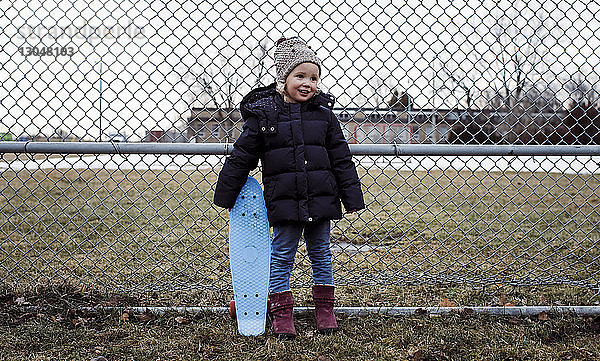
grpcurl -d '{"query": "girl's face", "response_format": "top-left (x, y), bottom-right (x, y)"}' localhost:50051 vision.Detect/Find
top-left (284, 62), bottom-right (319, 103)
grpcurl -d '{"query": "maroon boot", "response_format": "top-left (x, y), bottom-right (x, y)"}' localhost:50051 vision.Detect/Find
top-left (269, 290), bottom-right (296, 339)
top-left (312, 285), bottom-right (338, 334)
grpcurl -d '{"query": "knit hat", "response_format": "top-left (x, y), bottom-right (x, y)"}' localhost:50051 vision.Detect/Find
top-left (274, 37), bottom-right (321, 85)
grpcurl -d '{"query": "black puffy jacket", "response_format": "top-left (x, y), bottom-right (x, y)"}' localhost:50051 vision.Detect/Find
top-left (213, 83), bottom-right (365, 225)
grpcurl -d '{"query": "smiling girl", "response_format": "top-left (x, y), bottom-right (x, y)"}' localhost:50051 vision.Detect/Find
top-left (214, 37), bottom-right (364, 338)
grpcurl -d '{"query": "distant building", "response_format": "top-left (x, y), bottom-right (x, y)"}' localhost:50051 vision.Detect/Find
top-left (187, 108), bottom-right (241, 143)
top-left (185, 106), bottom-right (569, 145)
top-left (144, 130), bottom-right (187, 143)
top-left (447, 109), bottom-right (568, 145)
top-left (337, 108), bottom-right (412, 144)
top-left (339, 108), bottom-right (458, 144)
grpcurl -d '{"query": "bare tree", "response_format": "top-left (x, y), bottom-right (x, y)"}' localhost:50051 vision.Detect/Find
top-left (367, 70), bottom-right (396, 108)
top-left (564, 74), bottom-right (600, 144)
top-left (436, 8), bottom-right (557, 144)
top-left (438, 64), bottom-right (475, 109)
top-left (480, 9), bottom-right (554, 112)
top-left (367, 72), bottom-right (384, 108)
top-left (436, 9), bottom-right (553, 112)
top-left (566, 74), bottom-right (600, 108)
top-left (252, 40), bottom-right (269, 88)
top-left (387, 88), bottom-right (411, 110)
top-left (520, 81), bottom-right (563, 113)
top-left (181, 41), bottom-right (269, 108)
top-left (176, 56), bottom-right (238, 142)
top-left (177, 41), bottom-right (270, 142)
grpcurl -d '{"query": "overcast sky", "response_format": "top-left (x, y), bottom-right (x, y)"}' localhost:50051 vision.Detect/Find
top-left (1, 0), bottom-right (599, 140)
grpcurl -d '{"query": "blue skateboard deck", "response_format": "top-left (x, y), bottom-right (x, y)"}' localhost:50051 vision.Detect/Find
top-left (228, 176), bottom-right (271, 336)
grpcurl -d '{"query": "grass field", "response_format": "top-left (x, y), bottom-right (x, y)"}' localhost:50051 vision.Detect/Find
top-left (0, 155), bottom-right (598, 302)
top-left (0, 155), bottom-right (599, 359)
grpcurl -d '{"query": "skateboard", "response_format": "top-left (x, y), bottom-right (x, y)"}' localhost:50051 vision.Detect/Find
top-left (228, 176), bottom-right (271, 336)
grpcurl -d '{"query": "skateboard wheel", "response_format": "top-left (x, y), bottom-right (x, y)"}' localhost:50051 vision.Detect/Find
top-left (230, 300), bottom-right (236, 318)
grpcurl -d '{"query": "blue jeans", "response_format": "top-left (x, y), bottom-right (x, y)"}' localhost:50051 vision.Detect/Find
top-left (270, 220), bottom-right (333, 293)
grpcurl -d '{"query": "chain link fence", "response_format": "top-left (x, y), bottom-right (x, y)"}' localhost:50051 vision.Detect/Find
top-left (1, 1), bottom-right (600, 302)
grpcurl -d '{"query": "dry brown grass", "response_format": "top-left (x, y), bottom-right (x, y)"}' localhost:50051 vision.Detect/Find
top-left (0, 162), bottom-right (598, 308)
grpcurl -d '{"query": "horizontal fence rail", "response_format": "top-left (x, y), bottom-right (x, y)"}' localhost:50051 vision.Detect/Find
top-left (1, 144), bottom-right (599, 302)
top-left (1, 143), bottom-right (600, 156)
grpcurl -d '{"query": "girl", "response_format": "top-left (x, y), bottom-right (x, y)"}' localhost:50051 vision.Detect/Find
top-left (214, 37), bottom-right (364, 338)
